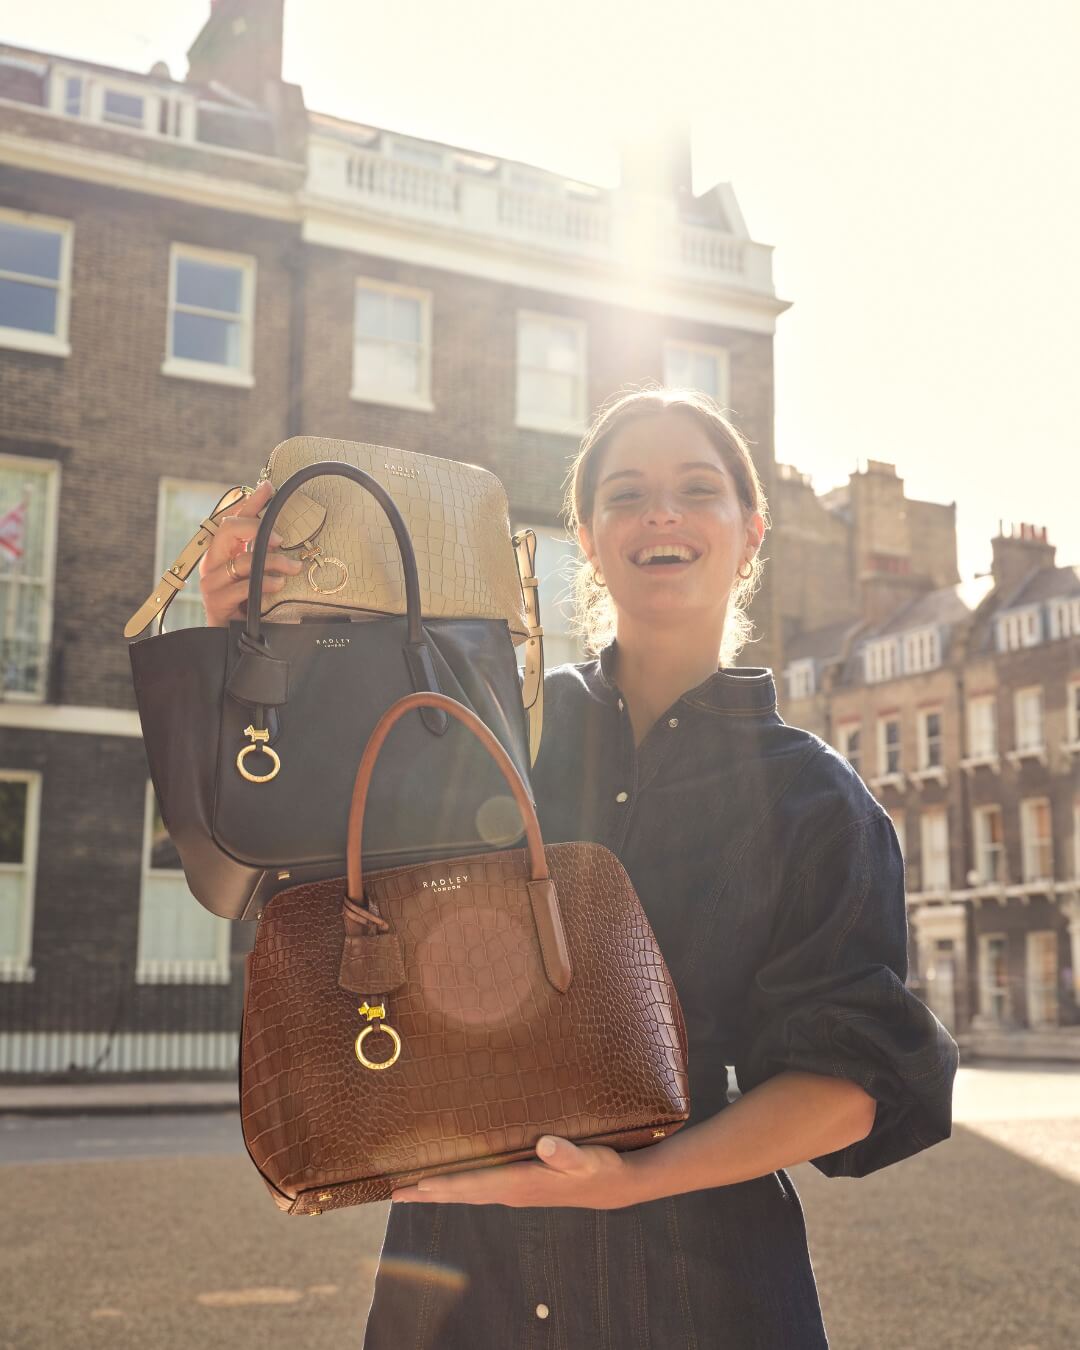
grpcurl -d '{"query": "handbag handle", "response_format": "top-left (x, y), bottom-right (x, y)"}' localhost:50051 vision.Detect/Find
top-left (243, 461), bottom-right (422, 647)
top-left (227, 462), bottom-right (449, 736)
top-left (341, 691), bottom-right (572, 995)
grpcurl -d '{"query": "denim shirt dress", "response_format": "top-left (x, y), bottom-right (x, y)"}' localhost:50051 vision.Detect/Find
top-left (362, 651), bottom-right (959, 1350)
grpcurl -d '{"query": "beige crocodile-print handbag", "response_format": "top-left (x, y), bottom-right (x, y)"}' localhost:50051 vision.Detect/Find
top-left (125, 437), bottom-right (545, 760)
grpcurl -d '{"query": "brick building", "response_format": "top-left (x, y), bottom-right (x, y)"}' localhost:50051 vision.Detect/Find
top-left (0, 1), bottom-right (787, 1071)
top-left (779, 466), bottom-right (1080, 1059)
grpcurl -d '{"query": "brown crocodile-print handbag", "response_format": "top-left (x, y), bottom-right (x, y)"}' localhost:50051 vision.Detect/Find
top-left (240, 692), bottom-right (690, 1215)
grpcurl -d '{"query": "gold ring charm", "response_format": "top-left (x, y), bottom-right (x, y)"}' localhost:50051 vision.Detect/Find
top-left (355, 1022), bottom-right (401, 1070)
top-left (226, 554), bottom-right (242, 581)
top-left (307, 554), bottom-right (349, 595)
top-left (236, 724), bottom-right (281, 783)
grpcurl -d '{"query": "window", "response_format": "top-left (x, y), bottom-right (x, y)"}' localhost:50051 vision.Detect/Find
top-left (511, 526), bottom-right (582, 670)
top-left (0, 457), bottom-right (60, 701)
top-left (877, 716), bottom-right (902, 776)
top-left (0, 209), bottom-right (73, 356)
top-left (1047, 596), bottom-right (1080, 640)
top-left (920, 809), bottom-right (950, 890)
top-left (978, 934), bottom-right (1009, 1024)
top-left (163, 244), bottom-right (255, 386)
top-left (785, 659), bottom-right (815, 701)
top-left (102, 87), bottom-right (146, 129)
top-left (973, 805), bottom-right (1006, 885)
top-left (1013, 686), bottom-right (1044, 753)
top-left (1068, 680), bottom-right (1080, 745)
top-left (0, 771), bottom-right (39, 980)
top-left (996, 606), bottom-right (1041, 652)
top-left (1026, 930), bottom-right (1059, 1027)
top-left (902, 627), bottom-right (942, 674)
top-left (1075, 799), bottom-right (1080, 880)
top-left (966, 695), bottom-right (997, 759)
top-left (137, 783), bottom-right (228, 982)
top-left (663, 339), bottom-right (730, 406)
top-left (863, 638), bottom-right (900, 684)
top-left (1020, 797), bottom-right (1053, 883)
top-left (516, 312), bottom-right (587, 433)
top-left (918, 709), bottom-right (943, 770)
top-left (63, 75), bottom-right (83, 117)
top-left (155, 479), bottom-right (231, 631)
top-left (352, 279), bottom-right (433, 409)
top-left (837, 724), bottom-right (861, 775)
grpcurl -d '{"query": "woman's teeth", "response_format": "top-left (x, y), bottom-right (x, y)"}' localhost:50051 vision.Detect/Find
top-left (632, 545), bottom-right (697, 565)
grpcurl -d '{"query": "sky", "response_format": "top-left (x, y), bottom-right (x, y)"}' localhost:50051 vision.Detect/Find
top-left (6, 0), bottom-right (1079, 581)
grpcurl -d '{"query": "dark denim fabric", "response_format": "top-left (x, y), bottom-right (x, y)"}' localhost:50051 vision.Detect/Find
top-left (363, 652), bottom-right (959, 1349)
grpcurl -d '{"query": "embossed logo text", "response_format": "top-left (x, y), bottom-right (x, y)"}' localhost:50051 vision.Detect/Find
top-left (384, 464), bottom-right (418, 479)
top-left (422, 873), bottom-right (469, 892)
top-left (315, 636), bottom-right (350, 648)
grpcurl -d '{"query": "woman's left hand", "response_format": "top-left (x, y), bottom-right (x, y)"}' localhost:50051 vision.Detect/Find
top-left (391, 1136), bottom-right (642, 1210)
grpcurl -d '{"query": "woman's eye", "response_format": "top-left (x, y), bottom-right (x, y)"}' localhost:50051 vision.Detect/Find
top-left (683, 483), bottom-right (719, 496)
top-left (606, 491), bottom-right (642, 505)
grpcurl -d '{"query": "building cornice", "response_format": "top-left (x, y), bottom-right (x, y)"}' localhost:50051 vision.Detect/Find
top-left (0, 703), bottom-right (142, 737)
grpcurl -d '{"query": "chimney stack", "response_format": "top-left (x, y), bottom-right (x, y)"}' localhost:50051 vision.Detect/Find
top-left (991, 522), bottom-right (1056, 593)
top-left (186, 0), bottom-right (284, 106)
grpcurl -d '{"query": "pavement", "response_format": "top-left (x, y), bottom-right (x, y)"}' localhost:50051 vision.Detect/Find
top-left (0, 1077), bottom-right (238, 1115)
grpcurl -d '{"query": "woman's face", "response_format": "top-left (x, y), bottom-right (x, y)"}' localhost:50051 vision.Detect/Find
top-left (578, 410), bottom-right (765, 636)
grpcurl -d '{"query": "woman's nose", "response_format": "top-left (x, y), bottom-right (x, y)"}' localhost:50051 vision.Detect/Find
top-left (642, 494), bottom-right (682, 526)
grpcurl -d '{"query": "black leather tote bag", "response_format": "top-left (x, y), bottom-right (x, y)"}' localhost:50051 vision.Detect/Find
top-left (129, 462), bottom-right (531, 921)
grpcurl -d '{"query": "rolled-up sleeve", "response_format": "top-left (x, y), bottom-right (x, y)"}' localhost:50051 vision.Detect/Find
top-left (733, 808), bottom-right (959, 1178)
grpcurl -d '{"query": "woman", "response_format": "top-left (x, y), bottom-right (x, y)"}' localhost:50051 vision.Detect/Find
top-left (202, 388), bottom-right (958, 1348)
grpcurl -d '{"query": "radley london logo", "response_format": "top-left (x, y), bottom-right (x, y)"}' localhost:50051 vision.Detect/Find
top-left (422, 874), bottom-right (469, 892)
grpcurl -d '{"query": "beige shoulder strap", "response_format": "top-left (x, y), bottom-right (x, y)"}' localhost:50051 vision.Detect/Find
top-left (513, 530), bottom-right (545, 765)
top-left (123, 486), bottom-right (251, 639)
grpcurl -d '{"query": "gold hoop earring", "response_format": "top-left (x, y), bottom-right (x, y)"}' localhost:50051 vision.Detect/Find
top-left (737, 560), bottom-right (754, 581)
top-left (592, 569), bottom-right (606, 587)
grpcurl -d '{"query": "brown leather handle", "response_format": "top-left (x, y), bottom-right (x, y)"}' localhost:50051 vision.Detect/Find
top-left (346, 692), bottom-right (548, 903)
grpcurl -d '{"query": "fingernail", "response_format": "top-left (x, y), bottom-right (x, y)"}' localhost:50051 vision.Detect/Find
top-left (270, 533), bottom-right (283, 546)
top-left (538, 1137), bottom-right (556, 1158)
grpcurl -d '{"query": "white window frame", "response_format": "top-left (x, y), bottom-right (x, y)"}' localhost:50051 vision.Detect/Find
top-left (350, 278), bottom-right (434, 411)
top-left (836, 722), bottom-right (862, 775)
top-left (920, 808), bottom-right (950, 891)
top-left (1074, 798), bottom-right (1080, 880)
top-left (863, 637), bottom-right (901, 684)
top-left (978, 933), bottom-right (1010, 1024)
top-left (0, 455), bottom-right (61, 704)
top-left (996, 606), bottom-right (1042, 652)
top-left (1047, 596), bottom-right (1080, 640)
top-left (972, 804), bottom-right (1006, 887)
top-left (0, 207), bottom-right (74, 357)
top-left (877, 715), bottom-right (903, 778)
top-left (662, 338), bottom-right (731, 407)
top-left (0, 769), bottom-right (40, 982)
top-left (917, 707), bottom-right (944, 771)
top-left (154, 477), bottom-right (231, 632)
top-left (1012, 686), bottom-right (1045, 755)
top-left (785, 659), bottom-right (815, 701)
top-left (515, 310), bottom-right (588, 435)
top-left (965, 694), bottom-right (998, 762)
top-left (1020, 796), bottom-right (1053, 884)
top-left (1067, 678), bottom-right (1080, 748)
top-left (136, 782), bottom-right (229, 984)
top-left (902, 627), bottom-right (942, 674)
top-left (162, 243), bottom-right (256, 388)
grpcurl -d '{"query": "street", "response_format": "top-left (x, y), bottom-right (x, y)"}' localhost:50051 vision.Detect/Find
top-left (1, 1062), bottom-right (1077, 1349)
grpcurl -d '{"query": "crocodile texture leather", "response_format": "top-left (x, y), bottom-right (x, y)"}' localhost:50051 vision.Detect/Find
top-left (262, 437), bottom-right (528, 640)
top-left (240, 841), bottom-right (690, 1214)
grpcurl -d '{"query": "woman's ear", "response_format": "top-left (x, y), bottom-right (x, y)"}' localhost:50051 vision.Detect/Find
top-left (744, 511), bottom-right (766, 561)
top-left (577, 521), bottom-right (597, 570)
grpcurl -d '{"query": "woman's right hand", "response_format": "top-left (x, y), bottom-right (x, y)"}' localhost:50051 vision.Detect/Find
top-left (199, 480), bottom-right (304, 627)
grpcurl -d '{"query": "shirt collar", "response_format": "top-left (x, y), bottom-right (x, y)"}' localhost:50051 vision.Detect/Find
top-left (591, 641), bottom-right (776, 716)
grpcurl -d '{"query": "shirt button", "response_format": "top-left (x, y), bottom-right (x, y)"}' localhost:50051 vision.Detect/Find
top-left (668, 717), bottom-right (679, 728)
top-left (536, 1303), bottom-right (550, 1319)
top-left (615, 791), bottom-right (628, 804)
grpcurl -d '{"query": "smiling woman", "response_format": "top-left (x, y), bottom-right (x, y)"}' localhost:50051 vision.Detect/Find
top-left (363, 386), bottom-right (958, 1349)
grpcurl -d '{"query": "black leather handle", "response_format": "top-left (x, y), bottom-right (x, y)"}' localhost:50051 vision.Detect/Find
top-left (244, 462), bottom-right (423, 646)
top-left (227, 462), bottom-right (447, 735)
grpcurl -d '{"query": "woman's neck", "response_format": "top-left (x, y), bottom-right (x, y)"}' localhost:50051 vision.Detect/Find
top-left (612, 617), bottom-right (725, 746)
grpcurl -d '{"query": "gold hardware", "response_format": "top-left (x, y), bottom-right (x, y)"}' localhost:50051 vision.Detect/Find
top-left (296, 539), bottom-right (349, 595)
top-left (355, 1022), bottom-right (402, 1071)
top-left (277, 871), bottom-right (291, 880)
top-left (318, 1192), bottom-right (332, 1202)
top-left (652, 1130), bottom-right (666, 1139)
top-left (358, 1001), bottom-right (385, 1021)
top-left (236, 725), bottom-right (281, 783)
top-left (309, 1207), bottom-right (322, 1217)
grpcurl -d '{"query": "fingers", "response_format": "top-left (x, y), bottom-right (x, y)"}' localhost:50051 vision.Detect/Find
top-left (535, 1136), bottom-right (586, 1175)
top-left (234, 478), bottom-right (274, 518)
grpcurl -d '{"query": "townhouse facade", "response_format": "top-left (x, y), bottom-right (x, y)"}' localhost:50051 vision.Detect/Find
top-left (0, 0), bottom-right (788, 1071)
top-left (780, 479), bottom-right (1080, 1058)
